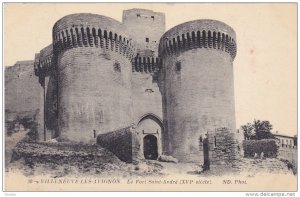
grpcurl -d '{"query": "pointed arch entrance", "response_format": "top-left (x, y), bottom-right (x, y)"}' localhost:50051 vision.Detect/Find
top-left (137, 113), bottom-right (163, 160)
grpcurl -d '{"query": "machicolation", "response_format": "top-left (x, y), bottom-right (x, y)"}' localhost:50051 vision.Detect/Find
top-left (27, 9), bottom-right (241, 167)
top-left (52, 14), bottom-right (136, 62)
top-left (159, 19), bottom-right (236, 59)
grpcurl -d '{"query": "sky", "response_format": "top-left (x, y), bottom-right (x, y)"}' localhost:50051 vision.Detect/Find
top-left (3, 3), bottom-right (297, 136)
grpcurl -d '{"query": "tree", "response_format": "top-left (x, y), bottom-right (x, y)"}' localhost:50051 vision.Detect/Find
top-left (241, 120), bottom-right (275, 140)
top-left (253, 120), bottom-right (274, 140)
top-left (241, 123), bottom-right (255, 140)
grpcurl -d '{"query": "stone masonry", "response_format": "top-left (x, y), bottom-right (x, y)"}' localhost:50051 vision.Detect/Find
top-left (200, 128), bottom-right (241, 167)
top-left (158, 20), bottom-right (237, 162)
top-left (8, 8), bottom-right (239, 165)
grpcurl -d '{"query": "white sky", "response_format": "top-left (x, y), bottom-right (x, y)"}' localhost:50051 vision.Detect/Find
top-left (3, 3), bottom-right (297, 136)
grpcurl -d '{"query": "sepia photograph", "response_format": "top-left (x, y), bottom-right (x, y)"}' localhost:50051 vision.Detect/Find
top-left (2, 2), bottom-right (298, 192)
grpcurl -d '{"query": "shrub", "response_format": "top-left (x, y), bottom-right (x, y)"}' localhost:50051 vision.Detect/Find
top-left (243, 139), bottom-right (278, 158)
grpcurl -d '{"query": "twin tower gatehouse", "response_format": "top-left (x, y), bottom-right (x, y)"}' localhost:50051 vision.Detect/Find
top-left (34, 8), bottom-right (238, 164)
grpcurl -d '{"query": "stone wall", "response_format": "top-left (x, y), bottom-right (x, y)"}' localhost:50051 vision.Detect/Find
top-left (45, 74), bottom-right (58, 139)
top-left (198, 128), bottom-right (240, 169)
top-left (131, 72), bottom-right (163, 123)
top-left (5, 61), bottom-right (41, 114)
top-left (56, 47), bottom-right (133, 143)
top-left (11, 140), bottom-right (122, 170)
top-left (278, 145), bottom-right (297, 166)
top-left (11, 12), bottom-right (242, 168)
top-left (158, 20), bottom-right (237, 162)
top-left (123, 8), bottom-right (164, 130)
top-left (122, 9), bottom-right (165, 56)
top-left (160, 49), bottom-right (236, 162)
top-left (53, 13), bottom-right (136, 143)
top-left (97, 125), bottom-right (141, 163)
top-left (5, 61), bottom-right (43, 137)
top-left (211, 128), bottom-right (240, 167)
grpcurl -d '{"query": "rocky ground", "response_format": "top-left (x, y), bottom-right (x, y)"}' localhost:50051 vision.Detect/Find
top-left (238, 157), bottom-right (296, 176)
top-left (5, 132), bottom-right (296, 179)
top-left (5, 130), bottom-right (28, 166)
top-left (6, 152), bottom-right (295, 179)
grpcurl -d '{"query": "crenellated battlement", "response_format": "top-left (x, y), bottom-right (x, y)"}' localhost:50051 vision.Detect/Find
top-left (27, 9), bottom-right (241, 162)
top-left (159, 19), bottom-right (237, 60)
top-left (34, 44), bottom-right (54, 85)
top-left (131, 56), bottom-right (162, 73)
top-left (52, 14), bottom-right (136, 60)
top-left (34, 54), bottom-right (53, 75)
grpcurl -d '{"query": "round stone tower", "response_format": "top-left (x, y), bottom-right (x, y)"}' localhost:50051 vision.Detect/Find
top-left (52, 13), bottom-right (136, 142)
top-left (158, 19), bottom-right (237, 162)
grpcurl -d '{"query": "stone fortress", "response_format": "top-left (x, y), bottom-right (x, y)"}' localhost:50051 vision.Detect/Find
top-left (30, 8), bottom-right (240, 165)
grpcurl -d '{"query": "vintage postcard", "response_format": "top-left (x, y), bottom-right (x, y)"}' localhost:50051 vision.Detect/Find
top-left (3, 3), bottom-right (297, 192)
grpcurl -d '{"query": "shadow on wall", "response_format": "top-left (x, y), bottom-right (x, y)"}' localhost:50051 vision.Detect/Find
top-left (97, 121), bottom-right (162, 163)
top-left (97, 126), bottom-right (135, 163)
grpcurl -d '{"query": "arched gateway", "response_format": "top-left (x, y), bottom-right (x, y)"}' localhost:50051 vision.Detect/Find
top-left (137, 113), bottom-right (163, 160)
